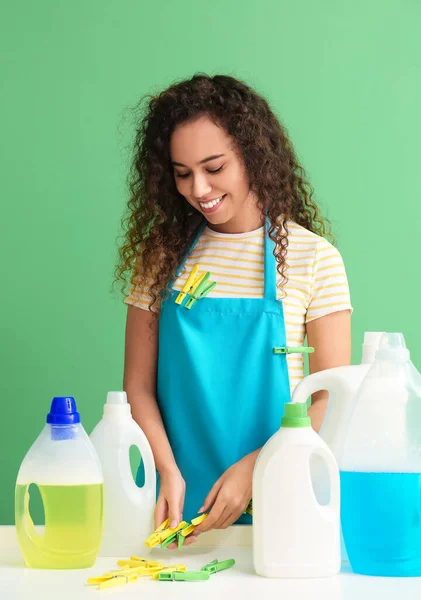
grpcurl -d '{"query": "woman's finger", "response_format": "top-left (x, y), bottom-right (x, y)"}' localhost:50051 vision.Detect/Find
top-left (154, 496), bottom-right (168, 529)
top-left (198, 478), bottom-right (223, 514)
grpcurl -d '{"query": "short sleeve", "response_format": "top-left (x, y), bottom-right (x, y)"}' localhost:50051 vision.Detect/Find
top-left (306, 238), bottom-right (353, 323)
top-left (124, 257), bottom-right (160, 313)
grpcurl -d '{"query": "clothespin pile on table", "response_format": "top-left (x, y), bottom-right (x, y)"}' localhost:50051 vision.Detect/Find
top-left (87, 553), bottom-right (236, 589)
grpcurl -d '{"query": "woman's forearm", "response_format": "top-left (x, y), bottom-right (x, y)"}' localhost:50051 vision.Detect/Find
top-left (125, 387), bottom-right (179, 475)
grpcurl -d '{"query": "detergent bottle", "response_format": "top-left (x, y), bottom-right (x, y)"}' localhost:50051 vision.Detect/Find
top-left (339, 332), bottom-right (421, 577)
top-left (15, 397), bottom-right (104, 569)
top-left (253, 402), bottom-right (340, 578)
top-left (90, 391), bottom-right (156, 556)
top-left (292, 331), bottom-right (384, 460)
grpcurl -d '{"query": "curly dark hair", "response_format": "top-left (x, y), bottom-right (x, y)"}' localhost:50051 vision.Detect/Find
top-left (116, 73), bottom-right (333, 312)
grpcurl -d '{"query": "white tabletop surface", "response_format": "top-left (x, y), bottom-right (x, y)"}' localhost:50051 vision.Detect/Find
top-left (1, 526), bottom-right (421, 599)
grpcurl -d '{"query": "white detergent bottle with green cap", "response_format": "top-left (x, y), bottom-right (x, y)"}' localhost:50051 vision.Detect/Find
top-left (253, 402), bottom-right (340, 578)
top-left (15, 396), bottom-right (104, 569)
top-left (90, 391), bottom-right (156, 556)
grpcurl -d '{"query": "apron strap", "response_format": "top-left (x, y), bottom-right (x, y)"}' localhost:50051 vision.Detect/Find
top-left (264, 218), bottom-right (278, 302)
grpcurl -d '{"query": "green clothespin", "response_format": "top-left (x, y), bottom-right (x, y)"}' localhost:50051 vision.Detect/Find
top-left (185, 273), bottom-right (214, 310)
top-left (273, 346), bottom-right (314, 354)
top-left (160, 532), bottom-right (178, 548)
top-left (201, 558), bottom-right (236, 575)
top-left (159, 571), bottom-right (210, 582)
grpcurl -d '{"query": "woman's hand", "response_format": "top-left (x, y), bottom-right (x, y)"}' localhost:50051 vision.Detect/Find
top-left (195, 451), bottom-right (258, 536)
top-left (155, 468), bottom-right (199, 549)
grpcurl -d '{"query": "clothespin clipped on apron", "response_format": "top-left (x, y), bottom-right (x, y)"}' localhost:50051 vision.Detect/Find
top-left (185, 277), bottom-right (217, 309)
top-left (175, 264), bottom-right (206, 305)
top-left (273, 346), bottom-right (315, 355)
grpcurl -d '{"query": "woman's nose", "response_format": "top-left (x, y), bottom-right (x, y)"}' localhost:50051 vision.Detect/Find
top-left (191, 173), bottom-right (212, 199)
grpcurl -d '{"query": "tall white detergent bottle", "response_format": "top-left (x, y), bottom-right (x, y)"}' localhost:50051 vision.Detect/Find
top-left (90, 391), bottom-right (156, 556)
top-left (253, 403), bottom-right (340, 578)
top-left (340, 333), bottom-right (421, 577)
top-left (15, 396), bottom-right (104, 569)
top-left (292, 332), bottom-right (384, 460)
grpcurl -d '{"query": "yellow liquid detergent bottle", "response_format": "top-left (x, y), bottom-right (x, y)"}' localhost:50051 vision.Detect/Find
top-left (15, 396), bottom-right (104, 569)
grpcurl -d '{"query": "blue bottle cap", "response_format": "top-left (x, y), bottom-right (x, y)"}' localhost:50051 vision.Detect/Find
top-left (46, 397), bottom-right (81, 425)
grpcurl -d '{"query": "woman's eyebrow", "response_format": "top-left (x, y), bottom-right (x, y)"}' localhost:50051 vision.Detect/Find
top-left (172, 154), bottom-right (225, 167)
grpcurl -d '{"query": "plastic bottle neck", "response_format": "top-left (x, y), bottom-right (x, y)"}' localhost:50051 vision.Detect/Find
top-left (103, 404), bottom-right (131, 417)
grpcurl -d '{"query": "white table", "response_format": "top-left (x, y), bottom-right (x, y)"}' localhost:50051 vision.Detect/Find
top-left (1, 526), bottom-right (420, 599)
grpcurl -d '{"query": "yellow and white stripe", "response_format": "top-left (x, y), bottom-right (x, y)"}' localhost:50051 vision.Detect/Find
top-left (125, 221), bottom-right (352, 392)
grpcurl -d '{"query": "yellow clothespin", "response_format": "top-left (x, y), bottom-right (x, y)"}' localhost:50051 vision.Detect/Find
top-left (176, 264), bottom-right (204, 305)
top-left (88, 568), bottom-right (139, 590)
top-left (191, 513), bottom-right (208, 526)
top-left (99, 573), bottom-right (138, 590)
top-left (180, 523), bottom-right (195, 537)
top-left (152, 564), bottom-right (187, 580)
top-left (159, 521), bottom-right (188, 542)
top-left (145, 520), bottom-right (188, 548)
top-left (117, 557), bottom-right (163, 569)
top-left (145, 518), bottom-right (171, 547)
top-left (175, 264), bottom-right (199, 305)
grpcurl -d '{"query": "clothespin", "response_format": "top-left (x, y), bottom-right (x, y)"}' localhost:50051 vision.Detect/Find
top-left (273, 346), bottom-right (315, 354)
top-left (159, 521), bottom-right (188, 542)
top-left (88, 568), bottom-right (140, 590)
top-left (177, 523), bottom-right (196, 549)
top-left (201, 558), bottom-right (236, 575)
top-left (159, 571), bottom-right (210, 582)
top-left (98, 574), bottom-right (138, 590)
top-left (175, 265), bottom-right (204, 305)
top-left (152, 564), bottom-right (187, 580)
top-left (191, 513), bottom-right (208, 526)
top-left (185, 279), bottom-right (216, 310)
top-left (145, 521), bottom-right (188, 548)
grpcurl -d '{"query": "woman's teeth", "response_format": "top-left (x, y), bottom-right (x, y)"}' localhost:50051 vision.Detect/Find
top-left (199, 195), bottom-right (224, 210)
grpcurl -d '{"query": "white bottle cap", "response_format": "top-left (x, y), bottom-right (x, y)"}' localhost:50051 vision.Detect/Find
top-left (361, 332), bottom-right (385, 364)
top-left (106, 391), bottom-right (128, 405)
top-left (375, 332), bottom-right (410, 362)
top-left (104, 391), bottom-right (131, 416)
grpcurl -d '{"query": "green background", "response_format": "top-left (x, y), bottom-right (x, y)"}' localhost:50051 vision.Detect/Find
top-left (1, 0), bottom-right (420, 524)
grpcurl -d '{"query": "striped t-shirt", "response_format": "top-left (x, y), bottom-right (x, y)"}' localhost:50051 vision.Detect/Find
top-left (125, 221), bottom-right (352, 392)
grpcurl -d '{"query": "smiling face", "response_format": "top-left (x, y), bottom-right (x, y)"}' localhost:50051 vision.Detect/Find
top-left (170, 115), bottom-right (263, 233)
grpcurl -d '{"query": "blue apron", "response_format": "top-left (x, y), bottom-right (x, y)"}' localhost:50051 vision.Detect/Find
top-left (137, 220), bottom-right (291, 524)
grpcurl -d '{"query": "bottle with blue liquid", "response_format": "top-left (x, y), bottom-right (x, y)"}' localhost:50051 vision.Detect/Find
top-left (340, 333), bottom-right (421, 577)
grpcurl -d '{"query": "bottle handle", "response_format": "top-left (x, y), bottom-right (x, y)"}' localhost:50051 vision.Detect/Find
top-left (120, 425), bottom-right (156, 505)
top-left (20, 484), bottom-right (44, 548)
top-left (310, 446), bottom-right (340, 516)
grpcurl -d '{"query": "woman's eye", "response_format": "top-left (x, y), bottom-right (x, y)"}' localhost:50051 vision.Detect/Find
top-left (207, 166), bottom-right (224, 174)
top-left (176, 172), bottom-right (190, 179)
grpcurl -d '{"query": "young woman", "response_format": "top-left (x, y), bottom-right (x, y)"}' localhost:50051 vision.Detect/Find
top-left (117, 74), bottom-right (352, 547)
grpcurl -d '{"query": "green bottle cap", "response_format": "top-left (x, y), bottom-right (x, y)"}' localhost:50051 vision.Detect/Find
top-left (281, 403), bottom-right (311, 428)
